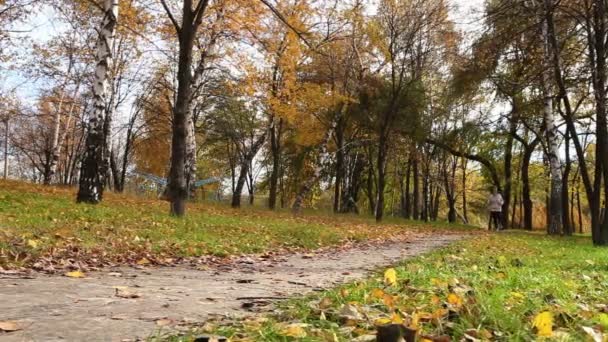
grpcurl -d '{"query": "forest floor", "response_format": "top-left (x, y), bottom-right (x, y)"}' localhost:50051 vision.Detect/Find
top-left (0, 231), bottom-right (461, 341)
top-left (181, 233), bottom-right (608, 342)
top-left (0, 180), bottom-right (468, 341)
top-left (0, 179), bottom-right (470, 272)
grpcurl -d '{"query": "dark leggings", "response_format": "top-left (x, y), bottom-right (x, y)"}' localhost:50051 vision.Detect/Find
top-left (489, 211), bottom-right (502, 230)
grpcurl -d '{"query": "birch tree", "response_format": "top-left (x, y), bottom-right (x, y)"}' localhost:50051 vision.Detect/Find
top-left (77, 0), bottom-right (119, 203)
top-left (539, 0), bottom-right (563, 235)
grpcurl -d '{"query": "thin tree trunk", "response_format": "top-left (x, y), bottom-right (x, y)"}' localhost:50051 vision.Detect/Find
top-left (521, 139), bottom-right (539, 230)
top-left (333, 117), bottom-right (344, 213)
top-left (503, 106), bottom-right (517, 229)
top-left (461, 157), bottom-right (468, 223)
top-left (413, 155), bottom-right (420, 220)
top-left (3, 119), bottom-right (8, 179)
top-left (375, 127), bottom-right (389, 222)
top-left (268, 118), bottom-right (282, 210)
top-left (231, 130), bottom-right (267, 208)
top-left (562, 131), bottom-right (572, 235)
top-left (403, 157), bottom-right (411, 218)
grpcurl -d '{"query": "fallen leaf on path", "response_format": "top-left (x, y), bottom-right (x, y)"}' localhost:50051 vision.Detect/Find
top-left (65, 271), bottom-right (85, 278)
top-left (155, 318), bottom-right (173, 326)
top-left (136, 258), bottom-right (150, 265)
top-left (0, 321), bottom-right (21, 332)
top-left (115, 287), bottom-right (141, 299)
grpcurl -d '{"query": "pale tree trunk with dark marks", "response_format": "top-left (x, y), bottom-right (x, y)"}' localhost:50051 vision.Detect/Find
top-left (184, 114), bottom-right (197, 198)
top-left (47, 59), bottom-right (74, 185)
top-left (541, 7), bottom-right (563, 235)
top-left (77, 0), bottom-right (118, 204)
top-left (292, 121), bottom-right (336, 214)
top-left (2, 118), bottom-right (8, 179)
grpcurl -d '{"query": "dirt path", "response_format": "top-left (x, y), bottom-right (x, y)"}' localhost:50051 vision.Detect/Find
top-left (0, 232), bottom-right (463, 342)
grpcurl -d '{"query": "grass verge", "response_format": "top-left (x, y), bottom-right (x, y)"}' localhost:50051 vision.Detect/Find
top-left (170, 233), bottom-right (608, 341)
top-left (0, 180), bottom-right (468, 270)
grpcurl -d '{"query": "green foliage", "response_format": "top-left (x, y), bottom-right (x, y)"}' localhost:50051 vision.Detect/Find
top-left (190, 233), bottom-right (608, 341)
top-left (0, 180), bottom-right (462, 269)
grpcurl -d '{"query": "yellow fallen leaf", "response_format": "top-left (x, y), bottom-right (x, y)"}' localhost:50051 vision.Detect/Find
top-left (511, 292), bottom-right (524, 300)
top-left (281, 323), bottom-right (307, 338)
top-left (0, 320), bottom-right (21, 332)
top-left (65, 271), bottom-right (85, 278)
top-left (384, 268), bottom-right (397, 286)
top-left (383, 293), bottom-right (395, 308)
top-left (374, 317), bottom-right (392, 326)
top-left (532, 311), bottom-right (553, 337)
top-left (136, 258), bottom-right (151, 265)
top-left (319, 297), bottom-right (333, 309)
top-left (391, 312), bottom-right (404, 324)
top-left (27, 239), bottom-right (39, 249)
top-left (432, 308), bottom-right (448, 319)
top-left (447, 293), bottom-right (463, 307)
top-left (371, 288), bottom-right (385, 299)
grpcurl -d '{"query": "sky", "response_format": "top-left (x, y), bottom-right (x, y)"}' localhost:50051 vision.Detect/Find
top-left (2, 0), bottom-right (487, 103)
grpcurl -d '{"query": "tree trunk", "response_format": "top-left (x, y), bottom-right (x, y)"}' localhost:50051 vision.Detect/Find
top-left (366, 155), bottom-right (376, 216)
top-left (461, 157), bottom-right (468, 223)
top-left (184, 114), bottom-right (197, 198)
top-left (231, 130), bottom-right (267, 208)
top-left (562, 131), bottom-right (572, 235)
top-left (77, 0), bottom-right (118, 204)
top-left (403, 157), bottom-right (411, 218)
top-left (292, 122), bottom-right (335, 214)
top-left (503, 106), bottom-right (517, 228)
top-left (375, 127), bottom-right (388, 222)
top-left (167, 11), bottom-right (196, 216)
top-left (413, 155), bottom-right (420, 220)
top-left (588, 0), bottom-right (608, 244)
top-left (268, 118), bottom-right (282, 210)
top-left (541, 13), bottom-right (563, 235)
top-left (521, 139), bottom-right (539, 230)
top-left (116, 118), bottom-right (134, 193)
top-left (333, 117), bottom-right (345, 213)
top-left (3, 119), bottom-right (8, 179)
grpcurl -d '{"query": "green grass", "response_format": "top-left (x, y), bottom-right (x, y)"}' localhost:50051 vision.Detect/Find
top-left (0, 180), bottom-right (467, 269)
top-left (171, 232), bottom-right (608, 341)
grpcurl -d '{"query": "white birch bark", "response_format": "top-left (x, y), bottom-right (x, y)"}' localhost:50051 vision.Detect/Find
top-left (184, 113), bottom-right (196, 197)
top-left (77, 0), bottom-right (118, 203)
top-left (3, 118), bottom-right (8, 179)
top-left (541, 7), bottom-right (563, 234)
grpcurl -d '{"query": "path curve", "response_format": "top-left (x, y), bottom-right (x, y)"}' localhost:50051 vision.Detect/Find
top-left (1, 233), bottom-right (463, 342)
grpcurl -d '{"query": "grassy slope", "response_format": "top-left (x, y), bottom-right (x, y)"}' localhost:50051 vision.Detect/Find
top-left (183, 233), bottom-right (608, 341)
top-left (0, 180), bottom-right (466, 269)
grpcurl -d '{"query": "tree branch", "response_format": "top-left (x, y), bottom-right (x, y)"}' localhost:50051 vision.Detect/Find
top-left (426, 138), bottom-right (502, 191)
top-left (159, 0), bottom-right (182, 35)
